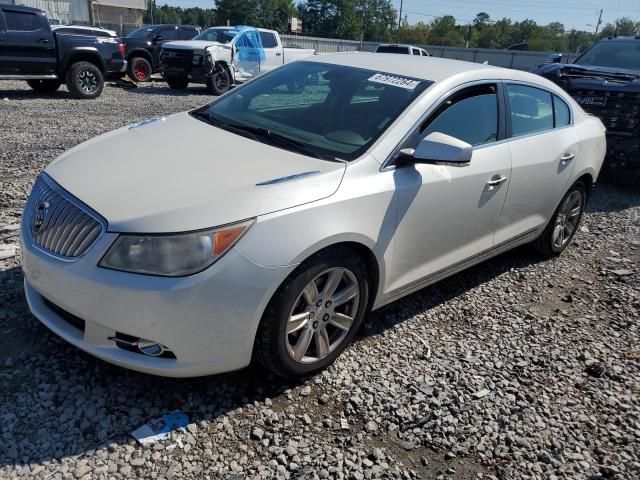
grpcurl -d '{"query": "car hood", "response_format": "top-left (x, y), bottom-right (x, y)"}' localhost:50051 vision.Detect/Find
top-left (45, 113), bottom-right (346, 233)
top-left (163, 40), bottom-right (230, 51)
top-left (534, 63), bottom-right (640, 85)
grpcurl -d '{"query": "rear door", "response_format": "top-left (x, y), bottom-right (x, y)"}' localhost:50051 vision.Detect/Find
top-left (0, 8), bottom-right (55, 74)
top-left (494, 83), bottom-right (579, 244)
top-left (0, 11), bottom-right (9, 74)
top-left (258, 30), bottom-right (282, 73)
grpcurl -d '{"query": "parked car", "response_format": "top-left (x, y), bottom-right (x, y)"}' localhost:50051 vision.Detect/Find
top-left (0, 4), bottom-right (125, 98)
top-left (51, 25), bottom-right (118, 38)
top-left (159, 26), bottom-right (315, 94)
top-left (123, 24), bottom-right (201, 82)
top-left (533, 36), bottom-right (640, 183)
top-left (376, 44), bottom-right (430, 56)
top-left (21, 54), bottom-right (605, 379)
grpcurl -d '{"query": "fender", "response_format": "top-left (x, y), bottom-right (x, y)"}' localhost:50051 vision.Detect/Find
top-left (60, 47), bottom-right (106, 74)
top-left (127, 48), bottom-right (152, 62)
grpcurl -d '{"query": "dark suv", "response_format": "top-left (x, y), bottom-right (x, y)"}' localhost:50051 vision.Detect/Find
top-left (123, 24), bottom-right (201, 82)
top-left (533, 36), bottom-right (640, 183)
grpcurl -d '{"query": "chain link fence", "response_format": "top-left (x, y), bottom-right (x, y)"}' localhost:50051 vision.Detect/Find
top-left (281, 34), bottom-right (579, 71)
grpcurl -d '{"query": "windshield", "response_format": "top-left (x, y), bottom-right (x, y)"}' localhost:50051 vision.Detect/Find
top-left (574, 41), bottom-right (640, 71)
top-left (127, 27), bottom-right (156, 39)
top-left (192, 61), bottom-right (431, 161)
top-left (376, 46), bottom-right (410, 54)
top-left (193, 27), bottom-right (237, 43)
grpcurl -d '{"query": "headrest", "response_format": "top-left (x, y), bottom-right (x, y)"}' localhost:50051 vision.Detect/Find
top-left (511, 94), bottom-right (538, 117)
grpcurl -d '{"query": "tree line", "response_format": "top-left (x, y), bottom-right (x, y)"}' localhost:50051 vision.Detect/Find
top-left (145, 0), bottom-right (640, 53)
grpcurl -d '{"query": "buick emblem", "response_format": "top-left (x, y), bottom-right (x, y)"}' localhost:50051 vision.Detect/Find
top-left (32, 201), bottom-right (50, 234)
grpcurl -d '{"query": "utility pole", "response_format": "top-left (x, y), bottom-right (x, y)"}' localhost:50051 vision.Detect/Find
top-left (594, 9), bottom-right (603, 35)
top-left (396, 0), bottom-right (403, 43)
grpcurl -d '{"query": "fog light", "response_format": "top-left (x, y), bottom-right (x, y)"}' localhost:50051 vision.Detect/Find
top-left (137, 340), bottom-right (168, 357)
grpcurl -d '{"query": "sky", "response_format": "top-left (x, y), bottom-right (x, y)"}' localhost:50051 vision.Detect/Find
top-left (157, 0), bottom-right (640, 32)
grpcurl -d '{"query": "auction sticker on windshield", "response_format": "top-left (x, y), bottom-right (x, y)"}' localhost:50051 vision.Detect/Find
top-left (368, 73), bottom-right (421, 90)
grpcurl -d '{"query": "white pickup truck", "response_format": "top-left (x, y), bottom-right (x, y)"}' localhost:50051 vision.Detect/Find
top-left (160, 26), bottom-right (315, 94)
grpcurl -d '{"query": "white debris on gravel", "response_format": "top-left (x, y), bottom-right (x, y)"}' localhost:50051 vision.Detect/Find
top-left (0, 80), bottom-right (639, 480)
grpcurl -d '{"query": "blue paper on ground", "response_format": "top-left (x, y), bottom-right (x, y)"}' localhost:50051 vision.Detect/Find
top-left (131, 411), bottom-right (189, 445)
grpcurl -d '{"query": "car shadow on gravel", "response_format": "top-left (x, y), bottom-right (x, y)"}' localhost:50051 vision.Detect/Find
top-left (0, 89), bottom-right (76, 101)
top-left (0, 245), bottom-right (547, 467)
top-left (360, 245), bottom-right (546, 339)
top-left (119, 84), bottom-right (213, 97)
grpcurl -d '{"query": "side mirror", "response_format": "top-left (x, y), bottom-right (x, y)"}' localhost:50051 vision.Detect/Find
top-left (546, 53), bottom-right (562, 64)
top-left (152, 34), bottom-right (164, 43)
top-left (397, 132), bottom-right (472, 166)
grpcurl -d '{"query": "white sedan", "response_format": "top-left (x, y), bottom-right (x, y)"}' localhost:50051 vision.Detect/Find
top-left (20, 53), bottom-right (606, 378)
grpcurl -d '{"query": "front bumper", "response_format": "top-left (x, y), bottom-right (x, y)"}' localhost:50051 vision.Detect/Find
top-left (21, 225), bottom-right (293, 377)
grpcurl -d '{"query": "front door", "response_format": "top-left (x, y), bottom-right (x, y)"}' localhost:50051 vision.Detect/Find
top-left (387, 83), bottom-right (512, 295)
top-left (494, 84), bottom-right (579, 244)
top-left (233, 30), bottom-right (262, 82)
top-left (0, 8), bottom-right (55, 75)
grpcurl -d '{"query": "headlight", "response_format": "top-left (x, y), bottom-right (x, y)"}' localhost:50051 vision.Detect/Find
top-left (99, 220), bottom-right (254, 276)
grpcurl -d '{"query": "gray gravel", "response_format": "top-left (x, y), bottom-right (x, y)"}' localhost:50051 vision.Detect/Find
top-left (1, 80), bottom-right (639, 480)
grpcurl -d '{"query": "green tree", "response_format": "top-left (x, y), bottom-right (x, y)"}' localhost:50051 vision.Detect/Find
top-left (428, 15), bottom-right (464, 46)
top-left (399, 18), bottom-right (429, 44)
top-left (598, 17), bottom-right (640, 38)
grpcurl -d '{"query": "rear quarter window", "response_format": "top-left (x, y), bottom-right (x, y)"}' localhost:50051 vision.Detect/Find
top-left (553, 95), bottom-right (571, 127)
top-left (259, 31), bottom-right (278, 48)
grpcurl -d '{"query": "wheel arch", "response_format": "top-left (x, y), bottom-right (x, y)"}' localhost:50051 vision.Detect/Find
top-left (61, 49), bottom-right (105, 73)
top-left (127, 48), bottom-right (152, 63)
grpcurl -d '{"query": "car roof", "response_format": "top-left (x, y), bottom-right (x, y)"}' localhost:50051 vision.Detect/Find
top-left (306, 52), bottom-right (500, 82)
top-left (599, 36), bottom-right (640, 42)
top-left (0, 3), bottom-right (43, 13)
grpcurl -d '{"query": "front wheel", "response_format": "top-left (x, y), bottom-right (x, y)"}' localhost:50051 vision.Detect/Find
top-left (26, 79), bottom-right (61, 93)
top-left (65, 62), bottom-right (104, 99)
top-left (254, 248), bottom-right (369, 379)
top-left (533, 181), bottom-right (586, 257)
top-left (206, 67), bottom-right (231, 95)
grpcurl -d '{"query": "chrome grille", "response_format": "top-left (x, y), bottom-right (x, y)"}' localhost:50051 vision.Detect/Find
top-left (24, 176), bottom-right (103, 258)
top-left (571, 90), bottom-right (640, 135)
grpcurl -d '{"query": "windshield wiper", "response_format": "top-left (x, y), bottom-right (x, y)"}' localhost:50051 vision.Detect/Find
top-left (227, 123), bottom-right (341, 162)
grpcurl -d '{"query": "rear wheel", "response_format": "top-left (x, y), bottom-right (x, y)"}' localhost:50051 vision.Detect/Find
top-left (254, 248), bottom-right (369, 379)
top-left (65, 62), bottom-right (104, 99)
top-left (26, 79), bottom-right (61, 93)
top-left (127, 56), bottom-right (152, 82)
top-left (206, 67), bottom-right (231, 95)
top-left (166, 76), bottom-right (189, 90)
top-left (533, 181), bottom-right (586, 257)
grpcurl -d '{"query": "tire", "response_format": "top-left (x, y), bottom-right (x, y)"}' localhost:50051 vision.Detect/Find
top-left (127, 56), bottom-right (152, 82)
top-left (65, 62), bottom-right (104, 99)
top-left (533, 181), bottom-right (586, 258)
top-left (254, 247), bottom-right (370, 379)
top-left (26, 79), bottom-right (61, 93)
top-left (206, 66), bottom-right (231, 95)
top-left (166, 76), bottom-right (189, 90)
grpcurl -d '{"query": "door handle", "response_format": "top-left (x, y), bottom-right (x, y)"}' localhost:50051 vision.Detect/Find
top-left (486, 176), bottom-right (508, 188)
top-left (275, 52), bottom-right (282, 56)
top-left (37, 38), bottom-right (50, 44)
top-left (561, 153), bottom-right (575, 162)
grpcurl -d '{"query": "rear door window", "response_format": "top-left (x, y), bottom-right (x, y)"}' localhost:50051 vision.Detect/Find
top-left (259, 31), bottom-right (278, 48)
top-left (159, 27), bottom-right (179, 41)
top-left (4, 10), bottom-right (42, 31)
top-left (411, 48), bottom-right (420, 55)
top-left (507, 84), bottom-right (554, 137)
top-left (180, 27), bottom-right (199, 40)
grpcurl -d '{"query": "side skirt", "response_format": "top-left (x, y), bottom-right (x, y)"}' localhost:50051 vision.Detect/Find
top-left (374, 227), bottom-right (540, 309)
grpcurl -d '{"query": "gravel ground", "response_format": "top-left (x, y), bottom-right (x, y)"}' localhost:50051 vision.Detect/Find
top-left (1, 80), bottom-right (639, 480)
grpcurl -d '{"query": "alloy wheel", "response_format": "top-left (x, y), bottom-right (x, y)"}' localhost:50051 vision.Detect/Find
top-left (552, 190), bottom-right (583, 249)
top-left (78, 70), bottom-right (98, 94)
top-left (285, 267), bottom-right (360, 364)
top-left (134, 62), bottom-right (149, 81)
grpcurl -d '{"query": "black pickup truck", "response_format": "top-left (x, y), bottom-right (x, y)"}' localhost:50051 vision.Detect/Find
top-left (533, 36), bottom-right (640, 183)
top-left (0, 4), bottom-right (126, 98)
